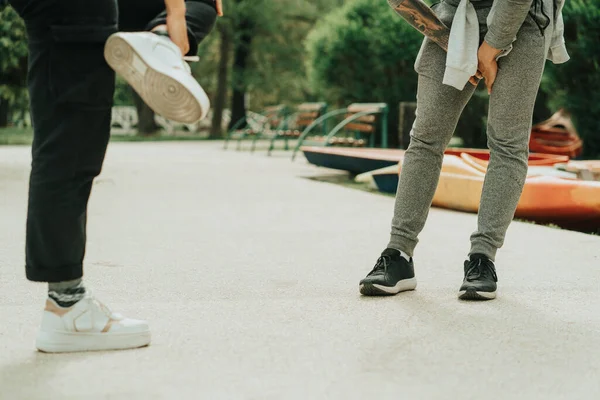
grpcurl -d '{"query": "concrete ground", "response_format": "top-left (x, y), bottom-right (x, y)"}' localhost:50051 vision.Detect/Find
top-left (0, 141), bottom-right (599, 400)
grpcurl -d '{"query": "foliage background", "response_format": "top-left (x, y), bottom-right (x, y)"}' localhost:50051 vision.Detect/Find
top-left (1, 0), bottom-right (598, 157)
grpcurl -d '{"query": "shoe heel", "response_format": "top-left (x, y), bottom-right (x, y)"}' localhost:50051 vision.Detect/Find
top-left (104, 33), bottom-right (209, 124)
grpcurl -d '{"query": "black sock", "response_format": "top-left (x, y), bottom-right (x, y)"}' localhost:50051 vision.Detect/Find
top-left (48, 279), bottom-right (86, 308)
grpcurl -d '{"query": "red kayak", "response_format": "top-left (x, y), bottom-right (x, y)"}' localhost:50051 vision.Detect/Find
top-left (530, 109), bottom-right (584, 158)
top-left (301, 146), bottom-right (568, 174)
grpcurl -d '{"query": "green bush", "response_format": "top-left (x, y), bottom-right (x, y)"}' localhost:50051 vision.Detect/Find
top-left (305, 0), bottom-right (423, 147)
top-left (305, 0), bottom-right (492, 148)
top-left (305, 0), bottom-right (600, 154)
top-left (0, 5), bottom-right (29, 126)
top-left (541, 0), bottom-right (600, 159)
top-left (113, 77), bottom-right (135, 107)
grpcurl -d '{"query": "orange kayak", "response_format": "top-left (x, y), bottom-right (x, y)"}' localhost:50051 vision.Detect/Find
top-left (388, 154), bottom-right (600, 231)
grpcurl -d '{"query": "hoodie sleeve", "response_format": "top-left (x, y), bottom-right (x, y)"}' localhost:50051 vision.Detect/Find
top-left (548, 5), bottom-right (570, 64)
top-left (484, 0), bottom-right (534, 50)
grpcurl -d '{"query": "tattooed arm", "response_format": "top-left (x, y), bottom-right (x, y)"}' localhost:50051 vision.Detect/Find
top-left (387, 0), bottom-right (451, 51)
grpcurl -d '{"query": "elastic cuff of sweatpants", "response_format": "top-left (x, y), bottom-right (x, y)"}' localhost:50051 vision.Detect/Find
top-left (145, 20), bottom-right (199, 56)
top-left (469, 241), bottom-right (497, 262)
top-left (26, 263), bottom-right (83, 283)
top-left (388, 234), bottom-right (417, 258)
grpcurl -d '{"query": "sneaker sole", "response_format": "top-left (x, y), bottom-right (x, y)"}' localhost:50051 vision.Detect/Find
top-left (104, 34), bottom-right (209, 124)
top-left (458, 288), bottom-right (496, 301)
top-left (36, 330), bottom-right (151, 353)
top-left (359, 277), bottom-right (417, 296)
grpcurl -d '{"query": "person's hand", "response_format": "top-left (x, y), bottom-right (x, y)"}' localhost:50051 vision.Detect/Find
top-left (469, 70), bottom-right (483, 86)
top-left (215, 0), bottom-right (224, 16)
top-left (166, 8), bottom-right (190, 56)
top-left (475, 41), bottom-right (502, 94)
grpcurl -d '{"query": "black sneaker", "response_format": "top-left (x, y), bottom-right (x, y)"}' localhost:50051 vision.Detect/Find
top-left (458, 254), bottom-right (498, 300)
top-left (359, 249), bottom-right (417, 296)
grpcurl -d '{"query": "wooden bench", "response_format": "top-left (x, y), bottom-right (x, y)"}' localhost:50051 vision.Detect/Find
top-left (266, 102), bottom-right (328, 155)
top-left (291, 103), bottom-right (389, 161)
top-left (223, 104), bottom-right (288, 151)
top-left (110, 106), bottom-right (138, 131)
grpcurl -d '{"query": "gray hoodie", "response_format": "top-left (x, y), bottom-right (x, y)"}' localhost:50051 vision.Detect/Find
top-left (443, 0), bottom-right (569, 90)
top-left (486, 0), bottom-right (569, 61)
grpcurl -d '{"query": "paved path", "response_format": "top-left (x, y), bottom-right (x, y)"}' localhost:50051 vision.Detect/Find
top-left (1, 142), bottom-right (599, 399)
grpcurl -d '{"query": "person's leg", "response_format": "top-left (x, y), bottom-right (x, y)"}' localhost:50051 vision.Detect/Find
top-left (470, 16), bottom-right (547, 260)
top-left (459, 14), bottom-right (547, 301)
top-left (387, 75), bottom-right (476, 256)
top-left (359, 1), bottom-right (477, 296)
top-left (118, 0), bottom-right (166, 32)
top-left (10, 0), bottom-right (150, 352)
top-left (360, 75), bottom-right (475, 296)
top-left (105, 0), bottom-right (217, 123)
top-left (9, 0), bottom-right (117, 283)
top-left (388, 0), bottom-right (482, 256)
top-left (387, 1), bottom-right (497, 258)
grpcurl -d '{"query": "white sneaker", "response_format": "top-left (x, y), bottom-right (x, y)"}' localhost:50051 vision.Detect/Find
top-left (36, 293), bottom-right (151, 353)
top-left (104, 32), bottom-right (210, 124)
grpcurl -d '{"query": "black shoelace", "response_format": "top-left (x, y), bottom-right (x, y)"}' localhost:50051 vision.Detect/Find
top-left (465, 258), bottom-right (498, 282)
top-left (368, 255), bottom-right (391, 276)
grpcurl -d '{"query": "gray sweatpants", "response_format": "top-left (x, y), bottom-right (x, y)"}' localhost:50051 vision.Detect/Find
top-left (388, 0), bottom-right (548, 260)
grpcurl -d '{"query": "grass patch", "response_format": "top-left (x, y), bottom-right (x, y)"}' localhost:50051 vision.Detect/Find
top-left (0, 127), bottom-right (214, 146)
top-left (110, 134), bottom-right (212, 143)
top-left (0, 127), bottom-right (34, 145)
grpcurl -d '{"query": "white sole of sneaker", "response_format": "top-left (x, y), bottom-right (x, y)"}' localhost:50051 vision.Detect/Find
top-left (36, 330), bottom-right (151, 353)
top-left (104, 33), bottom-right (209, 124)
top-left (360, 277), bottom-right (417, 296)
top-left (458, 289), bottom-right (496, 300)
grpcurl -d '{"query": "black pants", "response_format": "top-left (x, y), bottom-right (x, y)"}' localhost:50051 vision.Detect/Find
top-left (8, 0), bottom-right (217, 282)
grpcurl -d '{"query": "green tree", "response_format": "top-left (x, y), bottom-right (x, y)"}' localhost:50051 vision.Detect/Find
top-left (0, 4), bottom-right (28, 127)
top-left (542, 0), bottom-right (600, 158)
top-left (305, 0), bottom-right (423, 146)
top-left (194, 0), bottom-right (345, 136)
top-left (209, 21), bottom-right (232, 138)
